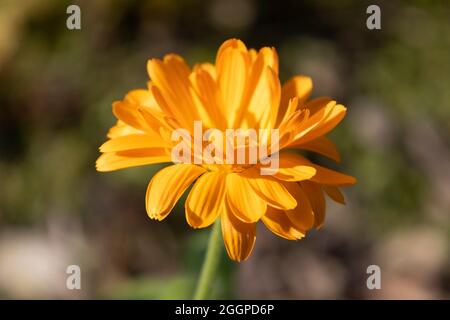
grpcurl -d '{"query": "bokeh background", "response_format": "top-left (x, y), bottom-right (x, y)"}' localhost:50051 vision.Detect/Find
top-left (0, 0), bottom-right (449, 299)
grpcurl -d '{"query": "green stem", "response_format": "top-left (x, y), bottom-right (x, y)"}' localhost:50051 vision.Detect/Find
top-left (193, 219), bottom-right (222, 300)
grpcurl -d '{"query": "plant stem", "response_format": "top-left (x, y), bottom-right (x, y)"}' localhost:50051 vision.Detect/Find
top-left (193, 219), bottom-right (222, 300)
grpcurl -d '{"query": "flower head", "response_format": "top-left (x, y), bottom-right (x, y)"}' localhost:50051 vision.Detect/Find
top-left (97, 39), bottom-right (356, 261)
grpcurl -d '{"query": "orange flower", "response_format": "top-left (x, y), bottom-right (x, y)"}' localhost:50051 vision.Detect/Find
top-left (97, 39), bottom-right (356, 261)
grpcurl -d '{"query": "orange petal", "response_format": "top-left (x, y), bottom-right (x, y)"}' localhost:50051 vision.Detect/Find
top-left (194, 62), bottom-right (216, 79)
top-left (216, 46), bottom-right (248, 127)
top-left (258, 46), bottom-right (279, 74)
top-left (226, 173), bottom-right (267, 223)
top-left (216, 39), bottom-right (248, 62)
top-left (239, 167), bottom-right (297, 210)
top-left (273, 153), bottom-right (316, 181)
top-left (323, 185), bottom-right (346, 204)
top-left (278, 153), bottom-right (356, 186)
top-left (96, 149), bottom-right (171, 172)
top-left (276, 97), bottom-right (300, 129)
top-left (310, 163), bottom-right (356, 186)
top-left (293, 102), bottom-right (347, 145)
top-left (279, 76), bottom-right (313, 117)
top-left (301, 181), bottom-right (326, 229)
top-left (262, 207), bottom-right (305, 240)
top-left (147, 54), bottom-right (199, 130)
top-left (124, 89), bottom-right (161, 113)
top-left (137, 106), bottom-right (174, 134)
top-left (240, 51), bottom-right (281, 129)
top-left (100, 134), bottom-right (167, 152)
top-left (185, 171), bottom-right (227, 228)
top-left (221, 206), bottom-right (256, 262)
top-left (110, 89), bottom-right (161, 133)
top-left (107, 120), bottom-right (142, 139)
top-left (307, 104), bottom-right (346, 143)
top-left (146, 164), bottom-right (206, 220)
top-left (112, 101), bottom-right (149, 132)
top-left (303, 97), bottom-right (332, 115)
top-left (283, 182), bottom-right (315, 231)
top-left (191, 65), bottom-right (225, 129)
top-left (290, 136), bottom-right (341, 162)
top-left (277, 106), bottom-right (309, 148)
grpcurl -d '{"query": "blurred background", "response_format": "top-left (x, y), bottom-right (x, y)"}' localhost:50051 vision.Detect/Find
top-left (0, 0), bottom-right (449, 299)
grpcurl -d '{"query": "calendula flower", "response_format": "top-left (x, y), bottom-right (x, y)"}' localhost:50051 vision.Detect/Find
top-left (97, 39), bottom-right (356, 262)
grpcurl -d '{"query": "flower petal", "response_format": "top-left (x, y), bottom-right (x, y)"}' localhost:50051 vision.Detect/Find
top-left (276, 97), bottom-right (300, 128)
top-left (216, 46), bottom-right (248, 127)
top-left (137, 106), bottom-right (174, 134)
top-left (107, 120), bottom-right (142, 139)
top-left (283, 182), bottom-right (315, 231)
top-left (303, 97), bottom-right (332, 115)
top-left (190, 65), bottom-right (225, 129)
top-left (185, 171), bottom-right (227, 228)
top-left (280, 76), bottom-right (313, 114)
top-left (124, 89), bottom-right (161, 112)
top-left (310, 163), bottom-right (356, 186)
top-left (279, 153), bottom-right (355, 186)
top-left (301, 181), bottom-right (326, 229)
top-left (262, 207), bottom-right (305, 240)
top-left (240, 51), bottom-right (281, 129)
top-left (95, 149), bottom-right (171, 172)
top-left (146, 164), bottom-right (206, 220)
top-left (292, 102), bottom-right (347, 145)
top-left (239, 167), bottom-right (297, 210)
top-left (147, 54), bottom-right (199, 130)
top-left (100, 134), bottom-right (167, 152)
top-left (290, 136), bottom-right (341, 162)
top-left (226, 173), bottom-right (267, 223)
top-left (221, 206), bottom-right (256, 262)
top-left (112, 101), bottom-right (149, 132)
top-left (277, 106), bottom-right (309, 148)
top-left (273, 153), bottom-right (316, 181)
top-left (323, 185), bottom-right (346, 204)
top-left (259, 47), bottom-right (279, 74)
top-left (306, 104), bottom-right (346, 142)
top-left (110, 89), bottom-right (160, 133)
top-left (216, 39), bottom-right (247, 61)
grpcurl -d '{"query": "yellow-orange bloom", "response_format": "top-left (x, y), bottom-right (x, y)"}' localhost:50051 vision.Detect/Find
top-left (96, 39), bottom-right (356, 261)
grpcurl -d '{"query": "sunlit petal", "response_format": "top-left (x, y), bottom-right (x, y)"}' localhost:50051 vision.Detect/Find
top-left (221, 206), bottom-right (256, 262)
top-left (146, 164), bottom-right (206, 220)
top-left (186, 172), bottom-right (227, 228)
